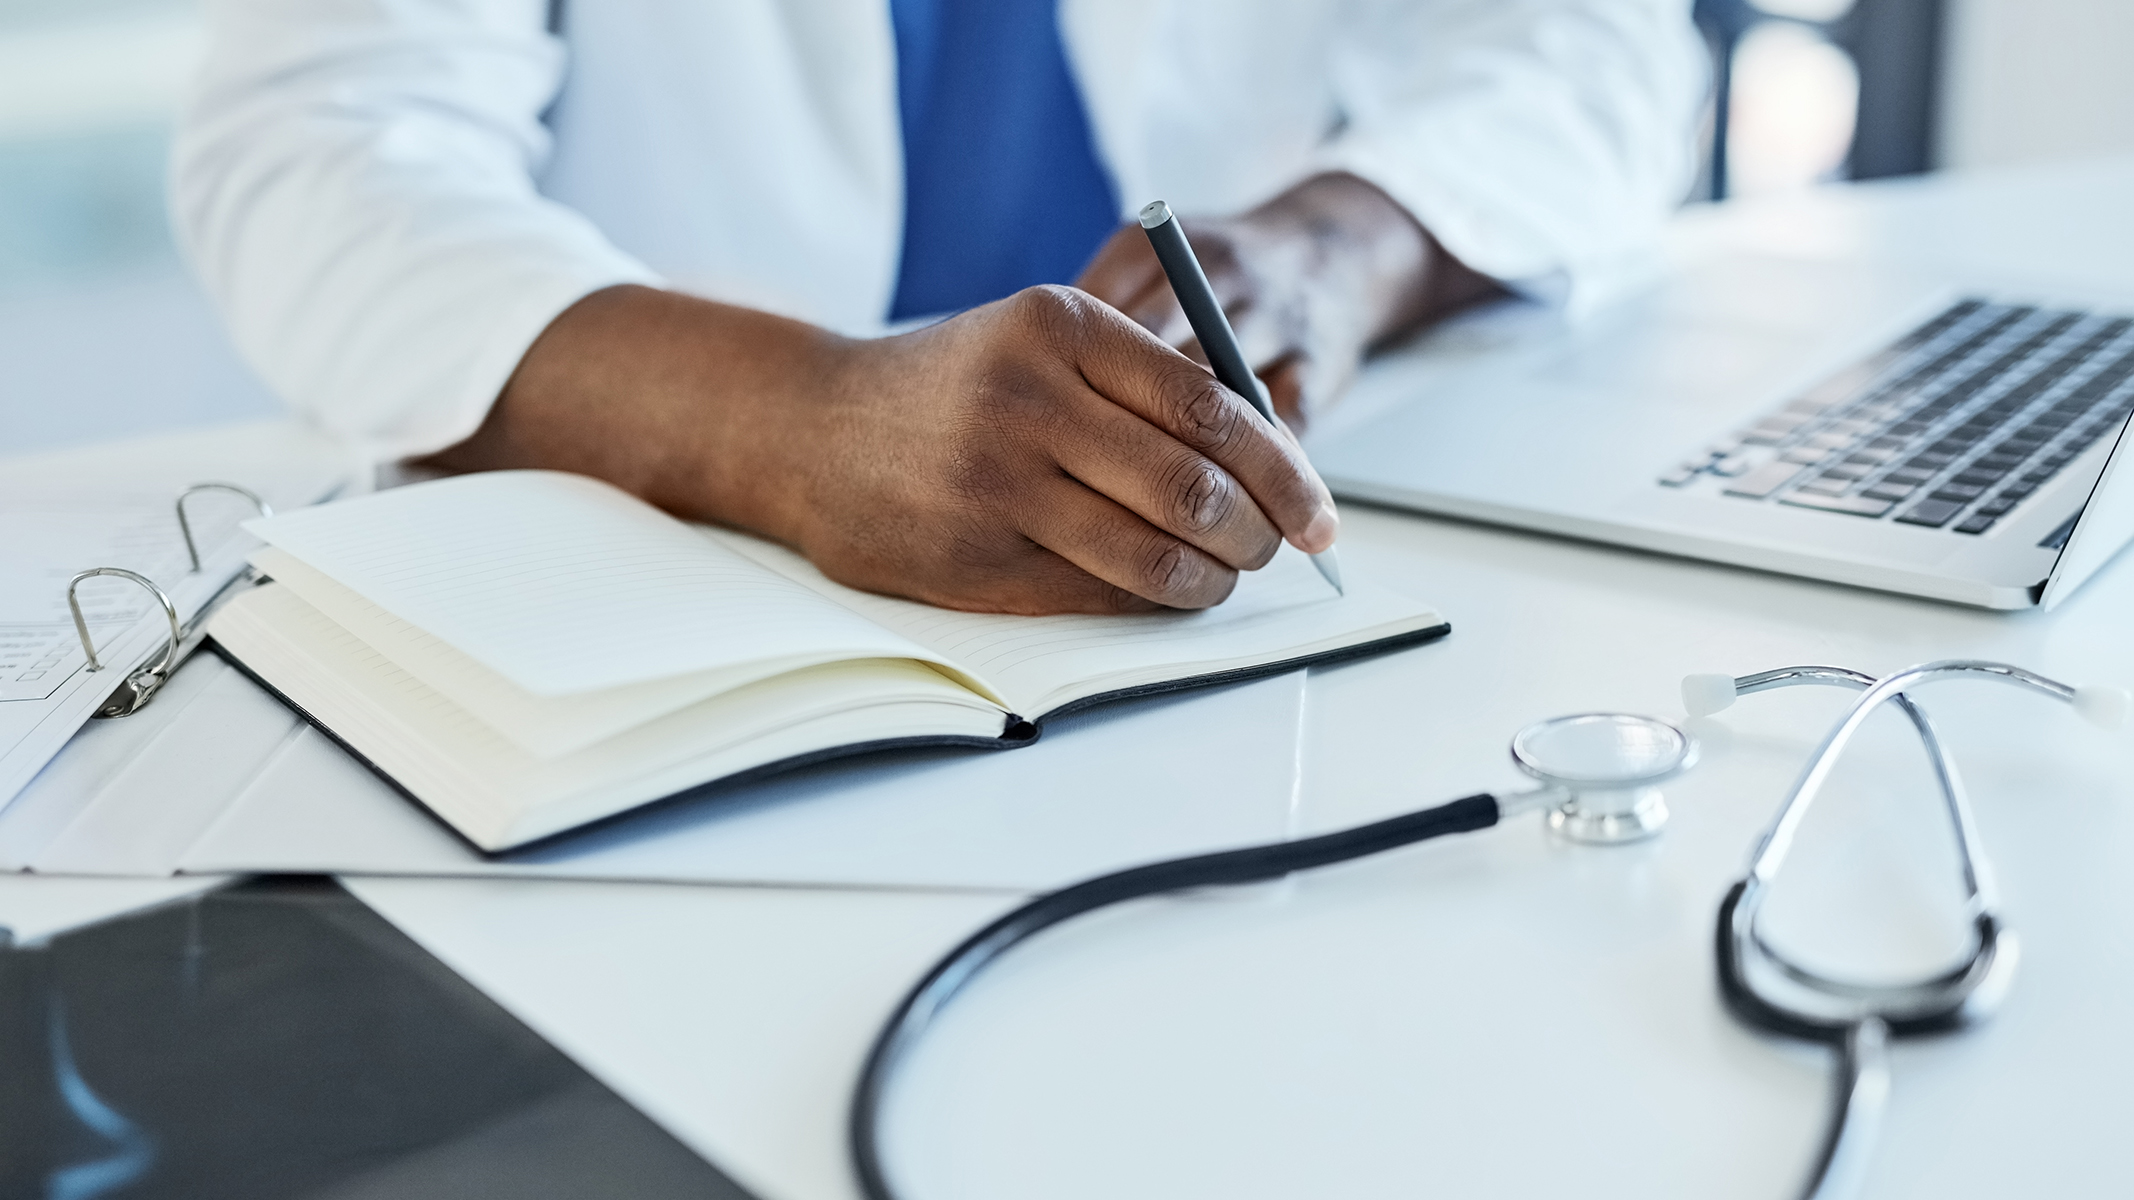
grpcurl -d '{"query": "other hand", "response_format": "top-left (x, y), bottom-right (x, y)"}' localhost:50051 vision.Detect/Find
top-left (1075, 172), bottom-right (1499, 432)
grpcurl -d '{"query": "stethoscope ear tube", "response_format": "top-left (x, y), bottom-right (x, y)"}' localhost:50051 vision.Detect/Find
top-left (849, 792), bottom-right (1501, 1200)
top-left (1712, 658), bottom-right (2091, 1200)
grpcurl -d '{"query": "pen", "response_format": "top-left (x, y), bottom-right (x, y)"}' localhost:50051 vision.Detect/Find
top-left (1137, 199), bottom-right (1344, 595)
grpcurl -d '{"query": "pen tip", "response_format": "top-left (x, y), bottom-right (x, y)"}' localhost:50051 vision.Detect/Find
top-left (1311, 549), bottom-right (1344, 595)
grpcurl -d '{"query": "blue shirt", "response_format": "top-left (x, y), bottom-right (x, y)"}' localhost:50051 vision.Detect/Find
top-left (887, 0), bottom-right (1123, 322)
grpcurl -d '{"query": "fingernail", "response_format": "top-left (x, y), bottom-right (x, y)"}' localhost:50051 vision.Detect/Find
top-left (1300, 501), bottom-right (1340, 552)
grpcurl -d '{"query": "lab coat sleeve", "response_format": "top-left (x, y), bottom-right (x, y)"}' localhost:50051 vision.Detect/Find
top-left (172, 0), bottom-right (664, 459)
top-left (1316, 0), bottom-right (1707, 310)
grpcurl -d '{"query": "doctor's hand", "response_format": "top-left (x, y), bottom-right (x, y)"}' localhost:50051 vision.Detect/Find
top-left (429, 283), bottom-right (1340, 615)
top-left (1075, 172), bottom-right (1500, 432)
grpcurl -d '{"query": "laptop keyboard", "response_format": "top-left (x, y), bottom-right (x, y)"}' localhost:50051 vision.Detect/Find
top-left (1659, 300), bottom-right (2134, 537)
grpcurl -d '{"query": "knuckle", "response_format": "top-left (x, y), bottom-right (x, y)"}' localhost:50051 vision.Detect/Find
top-left (1166, 373), bottom-right (1244, 453)
top-left (1129, 536), bottom-right (1208, 605)
top-left (1160, 454), bottom-right (1235, 534)
top-left (1011, 284), bottom-right (1099, 348)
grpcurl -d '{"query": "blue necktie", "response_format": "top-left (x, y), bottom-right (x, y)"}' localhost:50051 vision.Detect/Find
top-left (887, 0), bottom-right (1123, 322)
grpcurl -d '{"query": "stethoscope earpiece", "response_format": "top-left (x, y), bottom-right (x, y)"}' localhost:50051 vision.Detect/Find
top-left (1680, 672), bottom-right (1740, 718)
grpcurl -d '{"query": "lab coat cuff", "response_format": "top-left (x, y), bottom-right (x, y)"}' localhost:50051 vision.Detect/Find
top-left (1310, 139), bottom-right (1657, 318)
top-left (346, 261), bottom-right (667, 466)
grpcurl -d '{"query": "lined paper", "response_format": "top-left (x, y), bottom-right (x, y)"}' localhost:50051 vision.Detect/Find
top-left (703, 529), bottom-right (1444, 716)
top-left (245, 472), bottom-right (957, 697)
top-left (209, 584), bottom-right (1004, 848)
top-left (251, 547), bottom-right (975, 757)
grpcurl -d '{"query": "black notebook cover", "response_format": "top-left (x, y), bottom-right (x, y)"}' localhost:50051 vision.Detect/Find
top-left (208, 620), bottom-right (1449, 857)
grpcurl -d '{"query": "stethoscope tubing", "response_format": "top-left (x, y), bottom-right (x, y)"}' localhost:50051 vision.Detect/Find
top-left (848, 791), bottom-right (1501, 1200)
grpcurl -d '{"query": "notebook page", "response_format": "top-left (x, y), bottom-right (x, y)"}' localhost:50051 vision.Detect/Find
top-left (208, 584), bottom-right (1005, 849)
top-left (249, 548), bottom-right (963, 758)
top-left (244, 471), bottom-right (971, 698)
top-left (700, 528), bottom-right (1443, 717)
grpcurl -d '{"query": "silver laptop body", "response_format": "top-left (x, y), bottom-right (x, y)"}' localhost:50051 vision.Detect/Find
top-left (1308, 254), bottom-right (2134, 610)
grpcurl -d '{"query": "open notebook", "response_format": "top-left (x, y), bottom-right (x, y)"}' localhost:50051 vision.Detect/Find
top-left (205, 471), bottom-right (1447, 851)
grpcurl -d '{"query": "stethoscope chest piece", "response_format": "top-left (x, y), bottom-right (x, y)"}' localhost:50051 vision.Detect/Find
top-left (1511, 713), bottom-right (1697, 844)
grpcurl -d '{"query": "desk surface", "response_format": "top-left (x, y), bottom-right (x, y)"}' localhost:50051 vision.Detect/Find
top-left (10, 158), bottom-right (2134, 1200)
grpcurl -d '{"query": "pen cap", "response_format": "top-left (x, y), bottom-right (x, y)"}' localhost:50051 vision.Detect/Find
top-left (1139, 200), bottom-right (1173, 229)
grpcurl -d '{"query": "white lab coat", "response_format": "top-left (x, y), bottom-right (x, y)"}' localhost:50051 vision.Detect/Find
top-left (173, 0), bottom-right (1706, 460)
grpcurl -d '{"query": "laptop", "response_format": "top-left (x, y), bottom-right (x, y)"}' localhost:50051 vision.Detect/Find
top-left (1307, 254), bottom-right (2134, 610)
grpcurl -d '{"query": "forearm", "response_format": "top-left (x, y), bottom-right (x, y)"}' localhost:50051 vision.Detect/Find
top-left (423, 284), bottom-right (846, 545)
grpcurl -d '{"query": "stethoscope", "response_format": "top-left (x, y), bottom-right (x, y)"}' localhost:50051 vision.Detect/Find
top-left (849, 660), bottom-right (2128, 1200)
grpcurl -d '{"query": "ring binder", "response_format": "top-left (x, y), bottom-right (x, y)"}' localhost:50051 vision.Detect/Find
top-left (177, 482), bottom-right (273, 572)
top-left (60, 480), bottom-right (275, 718)
top-left (67, 568), bottom-right (182, 718)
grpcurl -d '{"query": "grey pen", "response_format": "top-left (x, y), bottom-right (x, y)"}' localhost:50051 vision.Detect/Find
top-left (1138, 199), bottom-right (1344, 595)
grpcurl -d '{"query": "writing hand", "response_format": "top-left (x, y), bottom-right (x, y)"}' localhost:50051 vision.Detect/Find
top-left (433, 284), bottom-right (1338, 614)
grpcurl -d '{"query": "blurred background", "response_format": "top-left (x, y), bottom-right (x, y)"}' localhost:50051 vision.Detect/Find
top-left (3, 0), bottom-right (2133, 454)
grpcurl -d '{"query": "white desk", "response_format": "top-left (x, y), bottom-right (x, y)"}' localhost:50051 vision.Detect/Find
top-left (11, 158), bottom-right (2134, 1200)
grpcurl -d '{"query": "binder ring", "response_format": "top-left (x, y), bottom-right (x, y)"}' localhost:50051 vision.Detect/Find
top-left (67, 568), bottom-right (183, 718)
top-left (177, 482), bottom-right (273, 572)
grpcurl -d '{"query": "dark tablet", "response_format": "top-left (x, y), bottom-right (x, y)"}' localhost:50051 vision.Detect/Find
top-left (0, 875), bottom-right (756, 1200)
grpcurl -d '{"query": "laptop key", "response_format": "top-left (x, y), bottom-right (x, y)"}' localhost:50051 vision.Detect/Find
top-left (1954, 513), bottom-right (2000, 534)
top-left (1781, 493), bottom-right (1895, 517)
top-left (1862, 482), bottom-right (1917, 502)
top-left (1898, 498), bottom-right (1966, 527)
top-left (1794, 477), bottom-right (1854, 496)
top-left (1721, 461), bottom-right (1805, 499)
